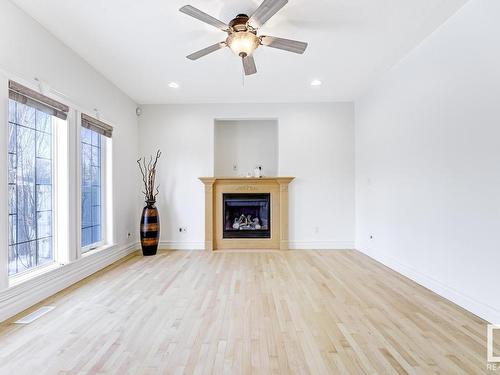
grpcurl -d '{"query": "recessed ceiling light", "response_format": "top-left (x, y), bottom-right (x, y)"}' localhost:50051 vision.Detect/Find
top-left (168, 82), bottom-right (179, 89)
top-left (311, 79), bottom-right (322, 87)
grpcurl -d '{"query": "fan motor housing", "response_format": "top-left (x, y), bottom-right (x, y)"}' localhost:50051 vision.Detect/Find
top-left (229, 14), bottom-right (252, 33)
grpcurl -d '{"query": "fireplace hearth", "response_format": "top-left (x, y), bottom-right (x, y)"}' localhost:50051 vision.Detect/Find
top-left (223, 193), bottom-right (270, 238)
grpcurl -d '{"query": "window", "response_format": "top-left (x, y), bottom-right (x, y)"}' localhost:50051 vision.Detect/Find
top-left (4, 80), bottom-right (115, 282)
top-left (80, 113), bottom-right (112, 252)
top-left (8, 100), bottom-right (54, 275)
top-left (80, 127), bottom-right (103, 250)
top-left (7, 80), bottom-right (69, 277)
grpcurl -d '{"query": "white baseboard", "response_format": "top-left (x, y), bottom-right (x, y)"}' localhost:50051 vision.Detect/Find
top-left (159, 241), bottom-right (205, 250)
top-left (157, 240), bottom-right (354, 250)
top-left (0, 242), bottom-right (138, 323)
top-left (288, 241), bottom-right (355, 250)
top-left (358, 247), bottom-right (500, 324)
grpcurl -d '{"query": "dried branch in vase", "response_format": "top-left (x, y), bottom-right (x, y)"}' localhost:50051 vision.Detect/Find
top-left (137, 150), bottom-right (162, 204)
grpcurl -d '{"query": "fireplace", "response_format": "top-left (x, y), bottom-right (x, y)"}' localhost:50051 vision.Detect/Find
top-left (223, 193), bottom-right (271, 239)
top-left (199, 177), bottom-right (294, 250)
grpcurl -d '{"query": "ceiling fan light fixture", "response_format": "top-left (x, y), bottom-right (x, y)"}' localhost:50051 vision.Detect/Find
top-left (226, 32), bottom-right (260, 57)
top-left (180, 0), bottom-right (308, 76)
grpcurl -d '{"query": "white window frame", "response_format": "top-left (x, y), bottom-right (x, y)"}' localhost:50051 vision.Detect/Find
top-left (6, 81), bottom-right (65, 282)
top-left (0, 74), bottom-right (10, 290)
top-left (80, 131), bottom-right (106, 253)
top-left (0, 70), bottom-right (115, 288)
top-left (77, 114), bottom-right (113, 258)
top-left (0, 69), bottom-right (115, 292)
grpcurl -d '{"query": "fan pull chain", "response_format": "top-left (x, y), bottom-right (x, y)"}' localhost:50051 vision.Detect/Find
top-left (241, 58), bottom-right (245, 87)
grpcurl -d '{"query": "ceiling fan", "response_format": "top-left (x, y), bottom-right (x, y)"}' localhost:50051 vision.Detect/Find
top-left (179, 0), bottom-right (308, 76)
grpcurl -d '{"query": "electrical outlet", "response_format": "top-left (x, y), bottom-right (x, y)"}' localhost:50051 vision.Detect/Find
top-left (127, 232), bottom-right (132, 238)
top-left (179, 227), bottom-right (187, 233)
top-left (233, 164), bottom-right (238, 172)
top-left (370, 234), bottom-right (374, 240)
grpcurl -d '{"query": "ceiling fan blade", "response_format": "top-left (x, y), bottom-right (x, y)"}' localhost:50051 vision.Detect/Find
top-left (249, 0), bottom-right (288, 28)
top-left (187, 42), bottom-right (226, 60)
top-left (242, 55), bottom-right (257, 76)
top-left (179, 5), bottom-right (228, 31)
top-left (260, 36), bottom-right (308, 54)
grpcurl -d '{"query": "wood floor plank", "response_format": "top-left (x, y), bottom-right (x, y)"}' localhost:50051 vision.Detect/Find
top-left (0, 250), bottom-right (492, 374)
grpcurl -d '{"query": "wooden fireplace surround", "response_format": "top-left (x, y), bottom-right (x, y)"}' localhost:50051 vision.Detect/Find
top-left (199, 177), bottom-right (294, 250)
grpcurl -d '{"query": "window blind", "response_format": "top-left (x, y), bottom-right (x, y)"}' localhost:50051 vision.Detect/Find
top-left (8, 80), bottom-right (69, 120)
top-left (81, 113), bottom-right (113, 138)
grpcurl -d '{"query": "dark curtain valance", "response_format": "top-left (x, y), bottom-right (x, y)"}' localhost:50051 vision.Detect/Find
top-left (8, 80), bottom-right (69, 120)
top-left (81, 113), bottom-right (113, 138)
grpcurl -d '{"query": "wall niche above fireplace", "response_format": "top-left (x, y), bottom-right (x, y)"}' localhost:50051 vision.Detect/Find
top-left (199, 177), bottom-right (294, 250)
top-left (214, 119), bottom-right (278, 178)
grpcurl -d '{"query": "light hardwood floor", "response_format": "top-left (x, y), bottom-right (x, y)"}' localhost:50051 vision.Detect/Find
top-left (0, 250), bottom-right (493, 374)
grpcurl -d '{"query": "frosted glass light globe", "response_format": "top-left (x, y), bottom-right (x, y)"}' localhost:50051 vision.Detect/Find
top-left (226, 32), bottom-right (260, 57)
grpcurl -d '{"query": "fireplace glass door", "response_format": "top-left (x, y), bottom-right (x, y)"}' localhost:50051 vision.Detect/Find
top-left (223, 193), bottom-right (271, 239)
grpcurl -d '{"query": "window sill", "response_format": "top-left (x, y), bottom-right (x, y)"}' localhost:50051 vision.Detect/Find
top-left (81, 243), bottom-right (115, 258)
top-left (9, 262), bottom-right (63, 288)
top-left (8, 244), bottom-right (116, 288)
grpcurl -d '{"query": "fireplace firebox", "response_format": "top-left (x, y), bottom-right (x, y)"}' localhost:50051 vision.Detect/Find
top-left (223, 193), bottom-right (271, 239)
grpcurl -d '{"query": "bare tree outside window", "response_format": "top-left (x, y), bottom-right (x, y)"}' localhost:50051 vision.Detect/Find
top-left (8, 99), bottom-right (54, 275)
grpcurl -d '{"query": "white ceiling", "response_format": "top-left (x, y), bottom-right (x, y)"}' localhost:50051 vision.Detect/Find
top-left (11, 0), bottom-right (467, 104)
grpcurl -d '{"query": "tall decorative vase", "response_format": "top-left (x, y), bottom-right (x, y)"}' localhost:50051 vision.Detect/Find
top-left (140, 201), bottom-right (160, 256)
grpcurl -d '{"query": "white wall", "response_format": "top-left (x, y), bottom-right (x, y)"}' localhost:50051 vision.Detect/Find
top-left (214, 120), bottom-right (278, 177)
top-left (355, 0), bottom-right (500, 323)
top-left (139, 103), bottom-right (355, 250)
top-left (0, 0), bottom-right (139, 319)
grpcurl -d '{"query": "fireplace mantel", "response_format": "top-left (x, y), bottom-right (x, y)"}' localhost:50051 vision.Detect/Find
top-left (199, 177), bottom-right (294, 250)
